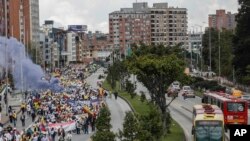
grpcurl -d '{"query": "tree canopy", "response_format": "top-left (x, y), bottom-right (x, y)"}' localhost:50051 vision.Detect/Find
top-left (202, 28), bottom-right (234, 78)
top-left (126, 44), bottom-right (187, 133)
top-left (233, 0), bottom-right (250, 84)
top-left (92, 107), bottom-right (115, 141)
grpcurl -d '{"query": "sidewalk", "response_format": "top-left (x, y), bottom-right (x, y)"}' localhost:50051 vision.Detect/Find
top-left (0, 89), bottom-right (23, 126)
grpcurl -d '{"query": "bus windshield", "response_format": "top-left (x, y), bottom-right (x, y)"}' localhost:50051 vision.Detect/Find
top-left (195, 121), bottom-right (223, 141)
top-left (227, 102), bottom-right (245, 112)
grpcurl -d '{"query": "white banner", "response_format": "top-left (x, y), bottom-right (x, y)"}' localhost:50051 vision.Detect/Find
top-left (48, 121), bottom-right (76, 132)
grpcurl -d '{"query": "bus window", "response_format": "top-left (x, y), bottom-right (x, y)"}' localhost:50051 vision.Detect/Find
top-left (217, 100), bottom-right (221, 108)
top-left (208, 97), bottom-right (211, 104)
top-left (212, 98), bottom-right (216, 105)
top-left (195, 121), bottom-right (223, 141)
top-left (227, 102), bottom-right (245, 112)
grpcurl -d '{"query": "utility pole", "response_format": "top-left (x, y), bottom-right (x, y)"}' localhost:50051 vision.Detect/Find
top-left (218, 29), bottom-right (221, 82)
top-left (209, 27), bottom-right (212, 72)
top-left (4, 0), bottom-right (8, 116)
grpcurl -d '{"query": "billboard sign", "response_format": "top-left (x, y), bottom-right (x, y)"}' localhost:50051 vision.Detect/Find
top-left (68, 25), bottom-right (87, 32)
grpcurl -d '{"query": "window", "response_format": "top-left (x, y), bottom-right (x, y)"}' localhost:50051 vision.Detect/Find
top-left (227, 102), bottom-right (245, 112)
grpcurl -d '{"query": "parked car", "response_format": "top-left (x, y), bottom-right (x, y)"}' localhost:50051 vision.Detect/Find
top-left (241, 95), bottom-right (250, 109)
top-left (181, 85), bottom-right (195, 98)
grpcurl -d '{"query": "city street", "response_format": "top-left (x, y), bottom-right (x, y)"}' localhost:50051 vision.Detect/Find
top-left (132, 76), bottom-right (250, 141)
top-left (85, 68), bottom-right (132, 133)
top-left (0, 0), bottom-right (247, 140)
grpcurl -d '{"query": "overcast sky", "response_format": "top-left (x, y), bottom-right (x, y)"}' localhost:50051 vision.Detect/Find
top-left (39, 0), bottom-right (239, 33)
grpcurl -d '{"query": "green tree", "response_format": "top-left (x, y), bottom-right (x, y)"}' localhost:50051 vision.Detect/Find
top-left (126, 44), bottom-right (186, 133)
top-left (140, 91), bottom-right (146, 103)
top-left (233, 0), bottom-right (250, 84)
top-left (219, 30), bottom-right (234, 78)
top-left (95, 107), bottom-right (112, 131)
top-left (92, 107), bottom-right (115, 141)
top-left (125, 79), bottom-right (136, 98)
top-left (202, 28), bottom-right (234, 78)
top-left (139, 105), bottom-right (164, 140)
top-left (118, 111), bottom-right (141, 141)
top-left (106, 60), bottom-right (129, 89)
top-left (92, 131), bottom-right (116, 141)
top-left (202, 28), bottom-right (219, 72)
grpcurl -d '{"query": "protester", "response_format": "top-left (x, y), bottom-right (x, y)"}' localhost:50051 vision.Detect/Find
top-left (20, 113), bottom-right (26, 127)
top-left (114, 91), bottom-right (118, 100)
top-left (0, 64), bottom-right (106, 140)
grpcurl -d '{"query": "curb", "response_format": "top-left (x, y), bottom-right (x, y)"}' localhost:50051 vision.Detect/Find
top-left (117, 95), bottom-right (135, 113)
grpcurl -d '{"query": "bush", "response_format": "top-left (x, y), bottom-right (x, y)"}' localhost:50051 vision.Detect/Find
top-left (140, 91), bottom-right (146, 103)
top-left (192, 80), bottom-right (226, 92)
top-left (191, 76), bottom-right (204, 83)
top-left (130, 92), bottom-right (136, 99)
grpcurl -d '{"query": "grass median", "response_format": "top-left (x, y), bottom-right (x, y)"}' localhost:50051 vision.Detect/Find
top-left (103, 81), bottom-right (185, 141)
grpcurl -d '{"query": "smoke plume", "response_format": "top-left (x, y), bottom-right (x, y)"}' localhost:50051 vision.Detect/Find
top-left (0, 36), bottom-right (63, 92)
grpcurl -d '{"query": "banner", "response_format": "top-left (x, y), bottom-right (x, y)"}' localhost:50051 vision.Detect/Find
top-left (68, 25), bottom-right (87, 32)
top-left (48, 121), bottom-right (76, 132)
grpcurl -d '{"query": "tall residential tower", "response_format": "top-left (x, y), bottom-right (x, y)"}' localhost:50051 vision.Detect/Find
top-left (109, 2), bottom-right (188, 54)
top-left (0, 0), bottom-right (40, 45)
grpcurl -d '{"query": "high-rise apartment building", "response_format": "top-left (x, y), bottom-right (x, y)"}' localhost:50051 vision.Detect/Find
top-left (109, 2), bottom-right (151, 54)
top-left (0, 0), bottom-right (5, 36)
top-left (109, 2), bottom-right (188, 54)
top-left (209, 9), bottom-right (237, 30)
top-left (0, 0), bottom-right (39, 45)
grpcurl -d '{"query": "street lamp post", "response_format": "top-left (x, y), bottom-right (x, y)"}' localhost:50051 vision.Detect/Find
top-left (4, 0), bottom-right (8, 116)
top-left (209, 27), bottom-right (212, 72)
top-left (218, 29), bottom-right (221, 82)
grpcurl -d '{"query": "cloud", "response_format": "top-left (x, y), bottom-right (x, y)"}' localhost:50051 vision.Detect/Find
top-left (39, 0), bottom-right (239, 33)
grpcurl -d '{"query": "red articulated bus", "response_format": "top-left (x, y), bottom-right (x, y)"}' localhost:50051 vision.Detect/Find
top-left (201, 92), bottom-right (248, 130)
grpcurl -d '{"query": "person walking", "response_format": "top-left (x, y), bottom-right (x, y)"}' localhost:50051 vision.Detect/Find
top-left (76, 121), bottom-right (81, 134)
top-left (49, 128), bottom-right (56, 141)
top-left (31, 109), bottom-right (36, 122)
top-left (114, 91), bottom-right (118, 100)
top-left (20, 113), bottom-right (25, 127)
top-left (65, 131), bottom-right (72, 141)
top-left (12, 111), bottom-right (17, 127)
top-left (21, 102), bottom-right (26, 114)
top-left (58, 125), bottom-right (65, 140)
top-left (83, 118), bottom-right (89, 134)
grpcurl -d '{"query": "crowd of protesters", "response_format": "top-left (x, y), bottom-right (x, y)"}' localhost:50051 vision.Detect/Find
top-left (0, 64), bottom-right (106, 141)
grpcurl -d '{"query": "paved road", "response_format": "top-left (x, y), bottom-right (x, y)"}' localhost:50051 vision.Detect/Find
top-left (131, 76), bottom-right (250, 141)
top-left (1, 67), bottom-right (131, 141)
top-left (85, 68), bottom-right (132, 135)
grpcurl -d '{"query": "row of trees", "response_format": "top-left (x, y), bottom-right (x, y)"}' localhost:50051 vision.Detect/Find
top-left (201, 0), bottom-right (250, 85)
top-left (126, 44), bottom-right (188, 134)
top-left (91, 103), bottom-right (165, 141)
top-left (118, 107), bottom-right (163, 141)
top-left (105, 43), bottom-right (189, 139)
top-left (202, 28), bottom-right (234, 78)
top-left (233, 0), bottom-right (250, 84)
